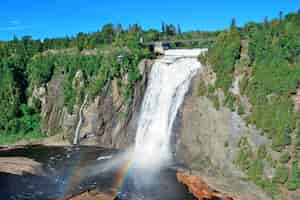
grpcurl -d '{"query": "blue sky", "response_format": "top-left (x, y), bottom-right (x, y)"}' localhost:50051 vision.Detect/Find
top-left (0, 0), bottom-right (299, 40)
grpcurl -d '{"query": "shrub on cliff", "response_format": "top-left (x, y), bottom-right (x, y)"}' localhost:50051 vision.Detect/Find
top-left (285, 161), bottom-right (300, 191)
top-left (273, 166), bottom-right (289, 184)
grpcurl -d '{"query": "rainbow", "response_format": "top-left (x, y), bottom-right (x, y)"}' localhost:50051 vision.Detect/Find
top-left (58, 149), bottom-right (91, 199)
top-left (58, 148), bottom-right (136, 199)
top-left (113, 155), bottom-right (134, 194)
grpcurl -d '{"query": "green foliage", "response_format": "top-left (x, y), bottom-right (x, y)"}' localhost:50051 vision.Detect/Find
top-left (26, 54), bottom-right (54, 91)
top-left (224, 140), bottom-right (229, 147)
top-left (19, 104), bottom-right (40, 133)
top-left (286, 161), bottom-right (300, 191)
top-left (0, 64), bottom-right (20, 132)
top-left (207, 27), bottom-right (241, 91)
top-left (208, 94), bottom-right (220, 110)
top-left (257, 144), bottom-right (267, 159)
top-left (272, 124), bottom-right (292, 152)
top-left (0, 21), bottom-right (218, 144)
top-left (224, 92), bottom-right (236, 111)
top-left (273, 166), bottom-right (289, 184)
top-left (296, 127), bottom-right (300, 148)
top-left (0, 103), bottom-right (42, 145)
top-left (237, 101), bottom-right (245, 115)
top-left (234, 137), bottom-right (253, 170)
top-left (197, 80), bottom-right (207, 96)
top-left (244, 13), bottom-right (300, 149)
top-left (247, 159), bottom-right (264, 182)
top-left (207, 11), bottom-right (300, 155)
top-left (279, 152), bottom-right (290, 164)
top-left (257, 179), bottom-right (279, 198)
top-left (198, 53), bottom-right (208, 65)
top-left (64, 80), bottom-right (76, 113)
top-left (239, 76), bottom-right (248, 95)
top-left (0, 130), bottom-right (44, 145)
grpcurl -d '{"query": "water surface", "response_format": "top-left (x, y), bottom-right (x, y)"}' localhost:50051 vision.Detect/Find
top-left (0, 145), bottom-right (195, 200)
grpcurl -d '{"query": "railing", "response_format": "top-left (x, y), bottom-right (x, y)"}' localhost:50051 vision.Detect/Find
top-left (141, 38), bottom-right (215, 46)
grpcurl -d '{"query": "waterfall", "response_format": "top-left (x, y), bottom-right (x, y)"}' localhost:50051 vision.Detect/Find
top-left (134, 49), bottom-right (206, 168)
top-left (73, 94), bottom-right (88, 145)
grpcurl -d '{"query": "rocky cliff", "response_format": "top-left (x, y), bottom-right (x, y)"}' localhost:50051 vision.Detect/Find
top-left (175, 66), bottom-right (272, 200)
top-left (35, 59), bottom-right (152, 148)
top-left (35, 55), bottom-right (274, 199)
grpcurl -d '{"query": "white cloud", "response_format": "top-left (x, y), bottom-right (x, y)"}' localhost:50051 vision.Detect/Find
top-left (0, 20), bottom-right (31, 32)
top-left (8, 20), bottom-right (21, 25)
top-left (0, 25), bottom-right (31, 31)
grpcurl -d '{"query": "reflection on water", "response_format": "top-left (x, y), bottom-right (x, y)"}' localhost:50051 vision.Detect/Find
top-left (0, 145), bottom-right (195, 200)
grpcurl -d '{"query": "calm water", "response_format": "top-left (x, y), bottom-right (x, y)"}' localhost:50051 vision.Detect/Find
top-left (0, 145), bottom-right (195, 200)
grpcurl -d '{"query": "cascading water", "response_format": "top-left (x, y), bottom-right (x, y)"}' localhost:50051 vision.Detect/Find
top-left (133, 49), bottom-right (206, 169)
top-left (73, 94), bottom-right (88, 145)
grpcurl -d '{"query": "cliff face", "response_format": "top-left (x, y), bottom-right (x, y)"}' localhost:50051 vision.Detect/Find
top-left (175, 66), bottom-right (272, 200)
top-left (36, 59), bottom-right (152, 147)
top-left (79, 59), bottom-right (152, 148)
top-left (35, 56), bottom-right (272, 199)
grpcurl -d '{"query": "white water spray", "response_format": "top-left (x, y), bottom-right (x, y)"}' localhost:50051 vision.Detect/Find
top-left (134, 49), bottom-right (206, 169)
top-left (73, 95), bottom-right (88, 145)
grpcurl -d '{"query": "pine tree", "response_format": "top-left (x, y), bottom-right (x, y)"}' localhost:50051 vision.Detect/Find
top-left (230, 18), bottom-right (236, 31)
top-left (177, 24), bottom-right (182, 35)
top-left (279, 11), bottom-right (283, 22)
top-left (161, 22), bottom-right (165, 34)
top-left (263, 16), bottom-right (269, 29)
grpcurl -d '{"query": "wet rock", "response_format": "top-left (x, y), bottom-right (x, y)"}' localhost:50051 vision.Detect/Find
top-left (177, 172), bottom-right (237, 200)
top-left (64, 190), bottom-right (116, 200)
top-left (0, 157), bottom-right (44, 176)
top-left (79, 59), bottom-right (152, 148)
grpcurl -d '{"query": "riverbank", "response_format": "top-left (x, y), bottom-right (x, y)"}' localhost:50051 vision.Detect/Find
top-left (0, 134), bottom-right (71, 150)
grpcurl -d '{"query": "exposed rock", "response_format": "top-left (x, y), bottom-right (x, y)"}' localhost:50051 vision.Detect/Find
top-left (63, 190), bottom-right (116, 200)
top-left (29, 86), bottom-right (47, 106)
top-left (72, 70), bottom-right (84, 90)
top-left (36, 59), bottom-right (152, 147)
top-left (0, 157), bottom-right (44, 176)
top-left (177, 172), bottom-right (237, 200)
top-left (292, 88), bottom-right (300, 111)
top-left (40, 70), bottom-right (67, 137)
top-left (77, 59), bottom-right (152, 148)
top-left (175, 67), bottom-right (272, 200)
top-left (80, 49), bottom-right (98, 56)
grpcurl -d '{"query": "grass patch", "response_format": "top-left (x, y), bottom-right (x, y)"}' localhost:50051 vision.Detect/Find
top-left (0, 131), bottom-right (44, 145)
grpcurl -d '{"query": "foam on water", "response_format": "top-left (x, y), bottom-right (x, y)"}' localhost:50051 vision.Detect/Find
top-left (133, 49), bottom-right (205, 169)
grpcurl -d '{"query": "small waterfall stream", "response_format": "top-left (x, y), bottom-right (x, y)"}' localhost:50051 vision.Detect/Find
top-left (134, 49), bottom-right (206, 168)
top-left (73, 94), bottom-right (88, 145)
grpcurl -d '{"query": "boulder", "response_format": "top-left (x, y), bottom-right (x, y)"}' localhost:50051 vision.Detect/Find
top-left (175, 68), bottom-right (272, 200)
top-left (0, 157), bottom-right (44, 176)
top-left (177, 172), bottom-right (237, 200)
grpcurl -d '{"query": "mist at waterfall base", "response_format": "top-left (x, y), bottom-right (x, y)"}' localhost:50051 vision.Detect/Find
top-left (115, 49), bottom-right (205, 199)
top-left (83, 49), bottom-right (205, 199)
top-left (0, 49), bottom-right (205, 200)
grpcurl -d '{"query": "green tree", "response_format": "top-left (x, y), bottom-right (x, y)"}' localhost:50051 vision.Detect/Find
top-left (101, 23), bottom-right (115, 44)
top-left (0, 64), bottom-right (20, 132)
top-left (273, 166), bottom-right (289, 184)
top-left (286, 161), bottom-right (300, 190)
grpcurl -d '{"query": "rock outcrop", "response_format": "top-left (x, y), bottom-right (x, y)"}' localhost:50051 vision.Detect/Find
top-left (39, 70), bottom-right (71, 137)
top-left (0, 157), bottom-right (44, 176)
top-left (34, 55), bottom-right (273, 199)
top-left (77, 59), bottom-right (152, 148)
top-left (175, 66), bottom-right (272, 200)
top-left (38, 59), bottom-right (152, 147)
top-left (177, 172), bottom-right (237, 200)
top-left (63, 190), bottom-right (115, 200)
